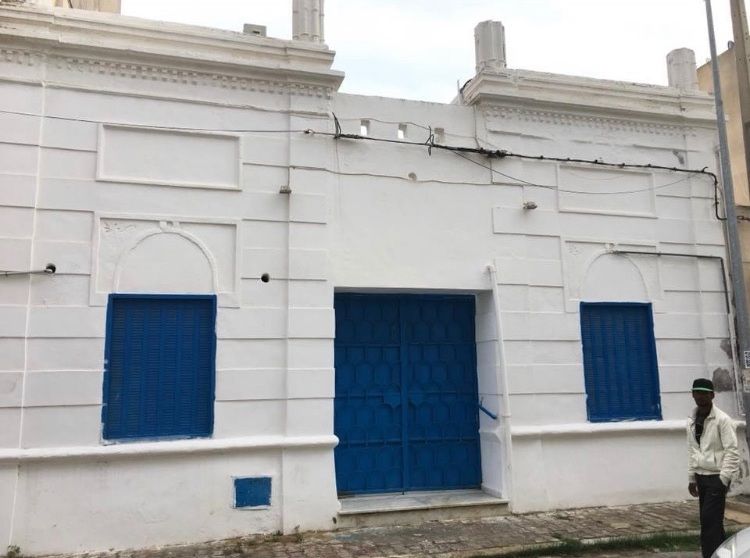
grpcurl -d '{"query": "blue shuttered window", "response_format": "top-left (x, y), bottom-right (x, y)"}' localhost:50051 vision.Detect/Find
top-left (580, 302), bottom-right (662, 422)
top-left (103, 294), bottom-right (217, 441)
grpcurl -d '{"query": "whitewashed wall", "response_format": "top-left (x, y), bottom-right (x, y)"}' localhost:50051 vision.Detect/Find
top-left (329, 88), bottom-right (746, 511)
top-left (0, 6), bottom-right (342, 554)
top-left (0, 4), bottom-right (745, 556)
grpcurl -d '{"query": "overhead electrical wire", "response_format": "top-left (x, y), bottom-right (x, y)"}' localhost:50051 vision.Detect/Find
top-left (325, 113), bottom-right (726, 219)
top-left (0, 104), bottom-right (721, 187)
top-left (0, 108), bottom-right (315, 134)
top-left (291, 163), bottom-right (493, 186)
top-left (327, 115), bottom-right (719, 189)
top-left (0, 106), bottom-right (727, 218)
top-left (451, 151), bottom-right (695, 195)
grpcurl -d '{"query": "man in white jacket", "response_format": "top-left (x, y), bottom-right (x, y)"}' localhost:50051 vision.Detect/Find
top-left (688, 378), bottom-right (740, 558)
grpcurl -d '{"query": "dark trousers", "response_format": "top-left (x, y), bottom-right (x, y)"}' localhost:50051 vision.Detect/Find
top-left (696, 474), bottom-right (728, 558)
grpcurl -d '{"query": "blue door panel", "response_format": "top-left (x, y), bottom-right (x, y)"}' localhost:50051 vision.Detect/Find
top-left (334, 294), bottom-right (481, 495)
top-left (333, 444), bottom-right (403, 494)
top-left (333, 296), bottom-right (404, 495)
top-left (409, 440), bottom-right (482, 490)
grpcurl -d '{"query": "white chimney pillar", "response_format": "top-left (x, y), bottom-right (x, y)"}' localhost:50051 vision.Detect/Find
top-left (293, 0), bottom-right (324, 43)
top-left (667, 48), bottom-right (698, 91)
top-left (475, 20), bottom-right (506, 74)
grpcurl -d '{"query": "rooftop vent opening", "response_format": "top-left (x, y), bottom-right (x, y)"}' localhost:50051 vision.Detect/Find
top-left (243, 23), bottom-right (267, 37)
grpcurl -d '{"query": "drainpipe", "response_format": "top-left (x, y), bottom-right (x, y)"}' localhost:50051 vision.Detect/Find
top-left (610, 249), bottom-right (743, 412)
top-left (487, 264), bottom-right (514, 507)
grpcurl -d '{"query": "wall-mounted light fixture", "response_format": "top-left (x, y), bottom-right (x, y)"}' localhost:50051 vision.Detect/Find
top-left (522, 201), bottom-right (538, 210)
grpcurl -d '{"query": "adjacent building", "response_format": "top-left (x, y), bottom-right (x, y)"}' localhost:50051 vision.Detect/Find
top-left (698, 44), bottom-right (750, 330)
top-left (0, 1), bottom-right (745, 554)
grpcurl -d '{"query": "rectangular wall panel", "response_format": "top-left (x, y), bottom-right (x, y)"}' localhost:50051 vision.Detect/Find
top-left (558, 165), bottom-right (655, 217)
top-left (97, 125), bottom-right (241, 189)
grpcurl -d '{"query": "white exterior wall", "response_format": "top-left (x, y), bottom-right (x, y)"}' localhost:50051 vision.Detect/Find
top-left (329, 87), bottom-right (747, 511)
top-left (0, 6), bottom-right (343, 554)
top-left (0, 4), bottom-right (746, 555)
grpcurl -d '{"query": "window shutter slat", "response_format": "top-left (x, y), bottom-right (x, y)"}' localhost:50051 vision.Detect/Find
top-left (103, 295), bottom-right (216, 440)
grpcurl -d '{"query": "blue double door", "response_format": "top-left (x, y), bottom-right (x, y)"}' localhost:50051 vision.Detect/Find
top-left (334, 294), bottom-right (481, 495)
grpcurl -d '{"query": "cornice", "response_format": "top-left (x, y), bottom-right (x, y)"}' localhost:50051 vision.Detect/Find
top-left (482, 106), bottom-right (698, 137)
top-left (0, 6), bottom-right (344, 96)
top-left (464, 68), bottom-right (717, 130)
top-left (0, 46), bottom-right (44, 66)
top-left (60, 52), bottom-right (334, 97)
top-left (1, 46), bottom-right (336, 98)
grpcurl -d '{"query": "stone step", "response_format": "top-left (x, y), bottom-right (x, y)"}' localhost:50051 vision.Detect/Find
top-left (336, 489), bottom-right (509, 529)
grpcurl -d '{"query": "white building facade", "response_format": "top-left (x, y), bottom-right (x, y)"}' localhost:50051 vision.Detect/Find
top-left (0, 3), bottom-right (746, 555)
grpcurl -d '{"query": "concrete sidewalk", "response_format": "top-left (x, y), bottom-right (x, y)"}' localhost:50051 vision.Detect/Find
top-left (60, 500), bottom-right (750, 558)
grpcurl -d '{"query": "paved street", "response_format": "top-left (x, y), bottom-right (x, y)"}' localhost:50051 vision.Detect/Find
top-left (56, 500), bottom-right (750, 558)
top-left (562, 553), bottom-right (699, 558)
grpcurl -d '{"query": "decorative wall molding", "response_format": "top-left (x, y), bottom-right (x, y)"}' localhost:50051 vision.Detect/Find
top-left (0, 435), bottom-right (339, 463)
top-left (483, 106), bottom-right (696, 137)
top-left (560, 238), bottom-right (663, 313)
top-left (0, 3), bottom-right (336, 74)
top-left (555, 164), bottom-right (657, 218)
top-left (96, 124), bottom-right (243, 189)
top-left (0, 46), bottom-right (335, 97)
top-left (0, 5), bottom-right (343, 96)
top-left (511, 419), bottom-right (691, 438)
top-left (56, 54), bottom-right (333, 98)
top-left (465, 67), bottom-right (716, 131)
top-left (0, 47), bottom-right (44, 66)
top-left (90, 213), bottom-right (241, 308)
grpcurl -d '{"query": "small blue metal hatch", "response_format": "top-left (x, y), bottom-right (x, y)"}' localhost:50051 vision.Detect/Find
top-left (334, 294), bottom-right (481, 495)
top-left (234, 477), bottom-right (272, 508)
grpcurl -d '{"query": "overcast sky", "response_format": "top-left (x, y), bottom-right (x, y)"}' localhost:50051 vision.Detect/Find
top-left (121, 0), bottom-right (737, 103)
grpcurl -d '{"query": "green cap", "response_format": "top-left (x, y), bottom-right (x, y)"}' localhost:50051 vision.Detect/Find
top-left (692, 378), bottom-right (714, 392)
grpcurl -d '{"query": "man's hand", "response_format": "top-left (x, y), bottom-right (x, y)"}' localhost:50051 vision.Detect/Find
top-left (689, 482), bottom-right (699, 497)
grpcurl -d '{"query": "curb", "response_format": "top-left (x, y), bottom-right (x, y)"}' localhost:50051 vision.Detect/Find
top-left (386, 529), bottom-right (705, 558)
top-left (727, 498), bottom-right (750, 515)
